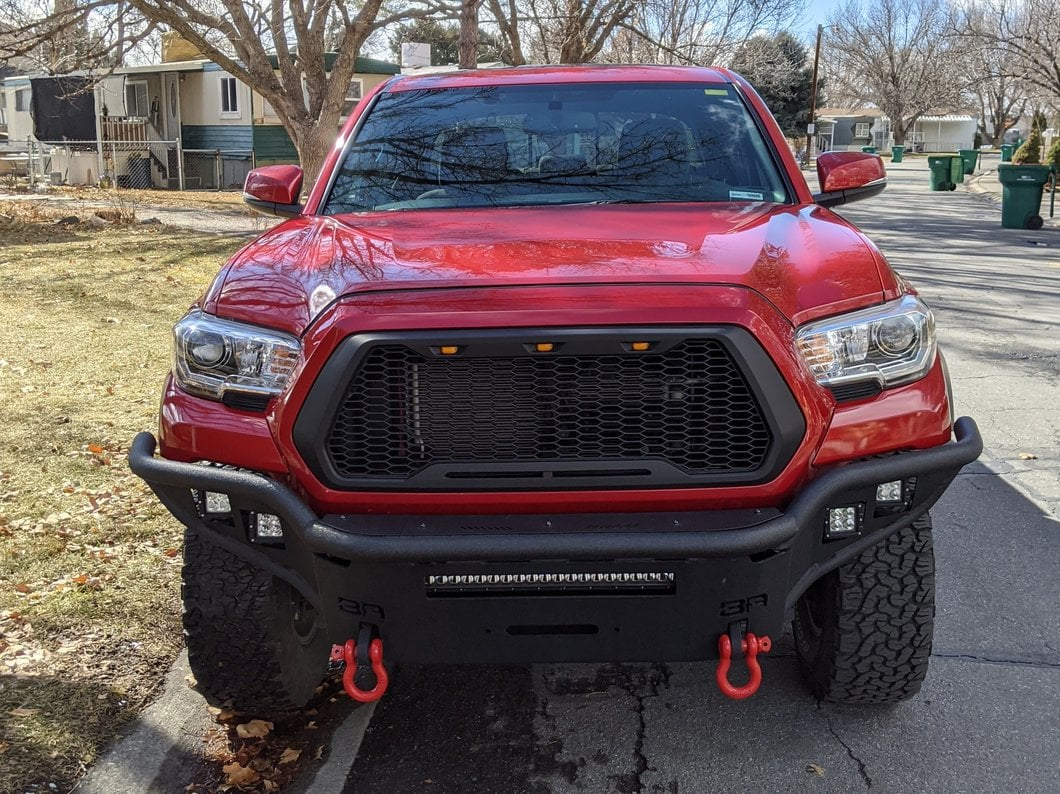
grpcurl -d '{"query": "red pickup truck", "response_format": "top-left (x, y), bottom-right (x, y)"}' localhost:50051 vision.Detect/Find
top-left (130, 65), bottom-right (981, 711)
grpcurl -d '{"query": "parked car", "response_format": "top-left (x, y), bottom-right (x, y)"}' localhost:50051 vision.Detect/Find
top-left (130, 65), bottom-right (981, 711)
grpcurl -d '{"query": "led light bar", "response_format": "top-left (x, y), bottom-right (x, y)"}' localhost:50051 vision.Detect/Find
top-left (425, 571), bottom-right (676, 597)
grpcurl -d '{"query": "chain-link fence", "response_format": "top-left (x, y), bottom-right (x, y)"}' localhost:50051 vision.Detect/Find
top-left (182, 149), bottom-right (255, 190)
top-left (23, 138), bottom-right (182, 189)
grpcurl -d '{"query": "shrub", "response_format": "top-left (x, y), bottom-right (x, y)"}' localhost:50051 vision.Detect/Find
top-left (1046, 137), bottom-right (1060, 171)
top-left (1012, 126), bottom-right (1042, 164)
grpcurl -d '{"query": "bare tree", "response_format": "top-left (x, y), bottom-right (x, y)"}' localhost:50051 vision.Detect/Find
top-left (953, 0), bottom-right (1060, 113)
top-left (0, 0), bottom-right (451, 187)
top-left (825, 0), bottom-right (962, 146)
top-left (954, 6), bottom-right (1027, 146)
top-left (620, 0), bottom-right (805, 66)
top-left (458, 0), bottom-right (478, 68)
top-left (483, 0), bottom-right (526, 65)
top-left (0, 0), bottom-right (147, 73)
top-left (485, 0), bottom-right (637, 64)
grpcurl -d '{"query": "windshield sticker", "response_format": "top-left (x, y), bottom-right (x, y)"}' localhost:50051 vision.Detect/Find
top-left (703, 88), bottom-right (729, 96)
top-left (729, 190), bottom-right (765, 201)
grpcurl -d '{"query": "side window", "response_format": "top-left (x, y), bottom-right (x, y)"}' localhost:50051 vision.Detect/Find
top-left (339, 79), bottom-right (363, 123)
top-left (855, 122), bottom-right (870, 138)
top-left (15, 89), bottom-right (30, 112)
top-left (126, 82), bottom-right (149, 117)
top-left (220, 77), bottom-right (239, 117)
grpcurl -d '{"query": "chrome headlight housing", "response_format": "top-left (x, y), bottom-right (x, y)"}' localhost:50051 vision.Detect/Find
top-left (795, 295), bottom-right (936, 389)
top-left (173, 310), bottom-right (301, 401)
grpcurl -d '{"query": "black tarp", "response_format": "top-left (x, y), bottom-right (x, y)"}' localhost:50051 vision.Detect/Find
top-left (30, 76), bottom-right (96, 141)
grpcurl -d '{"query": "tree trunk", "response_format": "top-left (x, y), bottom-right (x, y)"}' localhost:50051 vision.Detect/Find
top-left (288, 121), bottom-right (339, 195)
top-left (459, 0), bottom-right (478, 69)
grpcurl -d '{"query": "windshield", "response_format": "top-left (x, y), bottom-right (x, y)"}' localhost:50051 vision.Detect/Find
top-left (322, 81), bottom-right (790, 214)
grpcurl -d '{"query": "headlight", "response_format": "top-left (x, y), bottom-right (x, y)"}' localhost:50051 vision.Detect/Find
top-left (173, 310), bottom-right (301, 401)
top-left (795, 295), bottom-right (936, 389)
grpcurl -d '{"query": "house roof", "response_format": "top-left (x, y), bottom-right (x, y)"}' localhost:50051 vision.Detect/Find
top-left (265, 53), bottom-right (400, 75)
top-left (117, 60), bottom-right (210, 75)
top-left (815, 107), bottom-right (886, 120)
top-left (918, 114), bottom-right (976, 123)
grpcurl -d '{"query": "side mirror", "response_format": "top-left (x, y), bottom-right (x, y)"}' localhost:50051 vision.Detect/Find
top-left (243, 165), bottom-right (304, 218)
top-left (813, 152), bottom-right (887, 207)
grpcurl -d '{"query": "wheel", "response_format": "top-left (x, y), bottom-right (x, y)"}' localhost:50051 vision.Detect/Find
top-left (182, 528), bottom-right (330, 713)
top-left (793, 513), bottom-right (935, 704)
top-left (947, 183), bottom-right (956, 191)
top-left (1027, 215), bottom-right (1044, 230)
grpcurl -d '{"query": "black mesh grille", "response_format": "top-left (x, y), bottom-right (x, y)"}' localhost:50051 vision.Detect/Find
top-left (325, 338), bottom-right (772, 481)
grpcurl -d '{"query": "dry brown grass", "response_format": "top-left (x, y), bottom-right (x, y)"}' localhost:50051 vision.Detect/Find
top-left (51, 185), bottom-right (253, 214)
top-left (0, 213), bottom-right (243, 791)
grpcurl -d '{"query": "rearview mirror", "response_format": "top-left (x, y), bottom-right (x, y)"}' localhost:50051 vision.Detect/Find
top-left (243, 165), bottom-right (304, 218)
top-left (813, 152), bottom-right (887, 207)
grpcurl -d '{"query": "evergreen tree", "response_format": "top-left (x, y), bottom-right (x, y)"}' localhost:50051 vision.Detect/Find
top-left (730, 32), bottom-right (816, 137)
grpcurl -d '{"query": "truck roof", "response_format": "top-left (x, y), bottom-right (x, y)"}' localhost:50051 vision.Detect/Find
top-left (387, 64), bottom-right (734, 92)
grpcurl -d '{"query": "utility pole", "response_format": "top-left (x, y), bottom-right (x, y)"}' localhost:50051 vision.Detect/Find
top-left (806, 24), bottom-right (824, 167)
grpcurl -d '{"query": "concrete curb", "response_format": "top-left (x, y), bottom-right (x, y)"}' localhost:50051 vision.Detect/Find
top-left (74, 650), bottom-right (376, 793)
top-left (77, 651), bottom-right (212, 793)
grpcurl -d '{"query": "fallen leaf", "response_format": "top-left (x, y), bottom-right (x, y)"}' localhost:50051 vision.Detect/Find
top-left (278, 747), bottom-right (301, 765)
top-left (14, 583), bottom-right (31, 594)
top-left (222, 762), bottom-right (260, 787)
top-left (263, 781), bottom-right (279, 792)
top-left (162, 547), bottom-right (180, 558)
top-left (305, 720), bottom-right (318, 730)
top-left (88, 444), bottom-right (105, 455)
top-left (235, 719), bottom-right (273, 738)
top-left (9, 707), bottom-right (40, 717)
top-left (217, 709), bottom-right (237, 722)
top-left (1018, 452), bottom-right (1038, 460)
top-left (807, 763), bottom-right (825, 778)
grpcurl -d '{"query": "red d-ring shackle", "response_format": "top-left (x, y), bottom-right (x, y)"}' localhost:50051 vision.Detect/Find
top-left (716, 631), bottom-right (771, 700)
top-left (341, 637), bottom-right (389, 703)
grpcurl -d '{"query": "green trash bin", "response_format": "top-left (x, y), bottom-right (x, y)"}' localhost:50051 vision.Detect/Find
top-left (958, 148), bottom-right (980, 176)
top-left (928, 154), bottom-right (962, 191)
top-left (1000, 144), bottom-right (1014, 162)
top-left (997, 163), bottom-right (1051, 229)
top-left (861, 146), bottom-right (878, 154)
top-left (891, 145), bottom-right (905, 163)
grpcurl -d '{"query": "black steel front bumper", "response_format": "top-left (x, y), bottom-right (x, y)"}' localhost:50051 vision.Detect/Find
top-left (129, 417), bottom-right (982, 664)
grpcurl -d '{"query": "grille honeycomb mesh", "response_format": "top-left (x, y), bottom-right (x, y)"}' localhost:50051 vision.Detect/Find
top-left (326, 339), bottom-right (771, 480)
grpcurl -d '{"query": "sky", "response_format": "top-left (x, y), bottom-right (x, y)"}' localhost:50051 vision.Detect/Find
top-left (795, 0), bottom-right (845, 38)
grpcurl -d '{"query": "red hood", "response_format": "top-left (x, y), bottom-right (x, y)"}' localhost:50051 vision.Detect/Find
top-left (205, 203), bottom-right (892, 335)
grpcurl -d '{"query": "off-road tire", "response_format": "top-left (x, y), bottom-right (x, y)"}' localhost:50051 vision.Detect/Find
top-left (793, 513), bottom-right (935, 704)
top-left (182, 528), bottom-right (330, 713)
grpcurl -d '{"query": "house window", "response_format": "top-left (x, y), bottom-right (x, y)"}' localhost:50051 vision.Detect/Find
top-left (15, 89), bottom-right (29, 112)
top-left (220, 77), bottom-right (239, 117)
top-left (125, 81), bottom-right (149, 117)
top-left (340, 79), bottom-right (363, 121)
top-left (855, 122), bottom-right (871, 138)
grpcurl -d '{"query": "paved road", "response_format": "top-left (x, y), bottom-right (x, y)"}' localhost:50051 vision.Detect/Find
top-left (334, 160), bottom-right (1060, 794)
